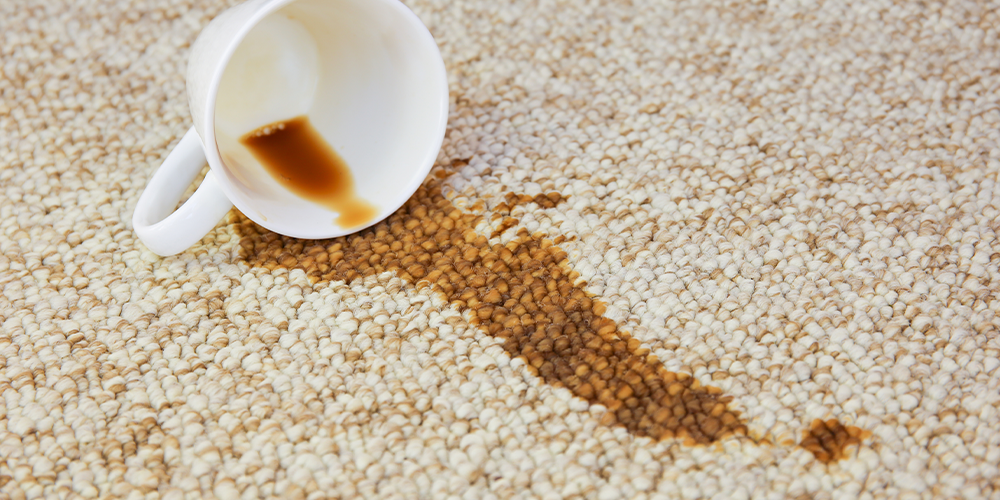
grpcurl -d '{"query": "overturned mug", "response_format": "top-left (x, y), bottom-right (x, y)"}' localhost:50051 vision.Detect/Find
top-left (133, 0), bottom-right (449, 256)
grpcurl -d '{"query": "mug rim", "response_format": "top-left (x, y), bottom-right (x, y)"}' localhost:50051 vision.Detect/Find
top-left (200, 0), bottom-right (450, 240)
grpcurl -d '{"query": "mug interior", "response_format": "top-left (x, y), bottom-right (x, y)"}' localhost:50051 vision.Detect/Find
top-left (212, 0), bottom-right (448, 238)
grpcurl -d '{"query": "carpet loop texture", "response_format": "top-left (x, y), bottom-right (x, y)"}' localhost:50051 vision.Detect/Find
top-left (1, 0), bottom-right (999, 498)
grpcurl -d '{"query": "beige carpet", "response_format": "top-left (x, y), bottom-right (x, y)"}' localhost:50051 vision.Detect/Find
top-left (2, 0), bottom-right (1000, 498)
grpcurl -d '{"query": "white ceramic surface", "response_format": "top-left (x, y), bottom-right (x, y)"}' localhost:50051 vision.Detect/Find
top-left (132, 0), bottom-right (449, 256)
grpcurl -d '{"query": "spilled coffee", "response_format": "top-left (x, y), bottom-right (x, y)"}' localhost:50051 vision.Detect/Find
top-left (240, 116), bottom-right (377, 229)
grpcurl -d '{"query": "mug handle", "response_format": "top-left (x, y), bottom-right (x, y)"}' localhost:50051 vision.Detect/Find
top-left (133, 126), bottom-right (234, 256)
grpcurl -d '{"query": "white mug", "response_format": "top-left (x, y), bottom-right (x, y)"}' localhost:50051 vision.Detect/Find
top-left (133, 0), bottom-right (449, 256)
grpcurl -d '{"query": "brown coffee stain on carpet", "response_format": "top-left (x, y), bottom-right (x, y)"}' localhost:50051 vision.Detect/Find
top-left (490, 192), bottom-right (564, 238)
top-left (233, 163), bottom-right (748, 444)
top-left (800, 419), bottom-right (870, 463)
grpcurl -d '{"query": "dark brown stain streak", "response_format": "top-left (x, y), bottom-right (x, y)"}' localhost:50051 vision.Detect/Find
top-left (233, 164), bottom-right (748, 444)
top-left (800, 419), bottom-right (870, 463)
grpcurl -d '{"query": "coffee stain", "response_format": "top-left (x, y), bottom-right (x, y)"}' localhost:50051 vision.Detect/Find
top-left (232, 161), bottom-right (749, 444)
top-left (799, 418), bottom-right (870, 463)
top-left (240, 116), bottom-right (378, 229)
top-left (495, 192), bottom-right (566, 212)
top-left (490, 192), bottom-right (566, 238)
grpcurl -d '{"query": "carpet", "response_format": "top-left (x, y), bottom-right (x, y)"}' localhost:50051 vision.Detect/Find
top-left (2, 0), bottom-right (999, 498)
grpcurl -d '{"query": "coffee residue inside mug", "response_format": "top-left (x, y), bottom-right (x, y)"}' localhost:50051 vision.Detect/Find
top-left (240, 116), bottom-right (377, 229)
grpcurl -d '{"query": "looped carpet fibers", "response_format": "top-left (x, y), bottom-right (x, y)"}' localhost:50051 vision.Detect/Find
top-left (2, 0), bottom-right (1000, 498)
